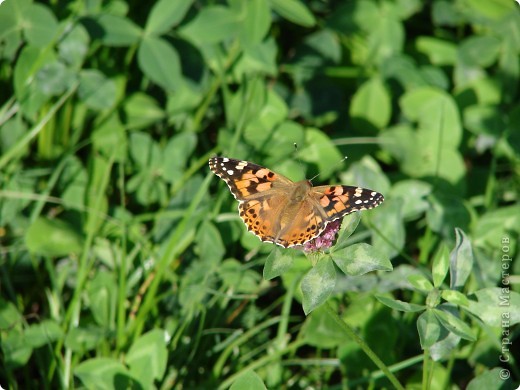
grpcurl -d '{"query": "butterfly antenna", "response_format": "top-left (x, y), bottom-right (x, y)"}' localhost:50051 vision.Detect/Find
top-left (308, 156), bottom-right (349, 183)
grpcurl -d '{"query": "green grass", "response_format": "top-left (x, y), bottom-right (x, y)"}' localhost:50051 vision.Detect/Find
top-left (1, 0), bottom-right (519, 388)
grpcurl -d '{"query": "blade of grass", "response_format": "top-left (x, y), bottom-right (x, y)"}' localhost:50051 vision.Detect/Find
top-left (129, 172), bottom-right (213, 339)
top-left (323, 302), bottom-right (405, 390)
top-left (218, 339), bottom-right (307, 390)
top-left (49, 153), bottom-right (115, 386)
top-left (0, 83), bottom-right (78, 171)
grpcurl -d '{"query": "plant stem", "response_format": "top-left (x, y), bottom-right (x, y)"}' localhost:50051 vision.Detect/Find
top-left (324, 302), bottom-right (405, 390)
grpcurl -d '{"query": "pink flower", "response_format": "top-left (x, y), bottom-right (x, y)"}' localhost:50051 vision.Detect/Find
top-left (303, 219), bottom-right (342, 253)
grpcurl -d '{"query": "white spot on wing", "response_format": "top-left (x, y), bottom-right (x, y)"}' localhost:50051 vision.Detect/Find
top-left (236, 161), bottom-right (248, 170)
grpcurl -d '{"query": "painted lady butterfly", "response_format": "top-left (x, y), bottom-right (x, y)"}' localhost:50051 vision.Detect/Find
top-left (209, 157), bottom-right (384, 248)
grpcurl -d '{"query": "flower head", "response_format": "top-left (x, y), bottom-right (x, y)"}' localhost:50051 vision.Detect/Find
top-left (303, 219), bottom-right (342, 253)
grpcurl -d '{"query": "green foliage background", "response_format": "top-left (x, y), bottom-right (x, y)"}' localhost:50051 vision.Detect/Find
top-left (0, 0), bottom-right (519, 388)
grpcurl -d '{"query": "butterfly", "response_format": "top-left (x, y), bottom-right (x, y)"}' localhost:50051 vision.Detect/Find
top-left (209, 157), bottom-right (384, 248)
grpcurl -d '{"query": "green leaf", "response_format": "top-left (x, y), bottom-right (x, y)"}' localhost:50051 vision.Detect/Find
top-left (416, 37), bottom-right (457, 65)
top-left (126, 329), bottom-right (168, 387)
top-left (301, 257), bottom-right (336, 315)
top-left (426, 194), bottom-right (472, 239)
top-left (390, 180), bottom-right (432, 219)
top-left (92, 113), bottom-right (127, 162)
top-left (65, 327), bottom-right (104, 352)
top-left (366, 14), bottom-right (404, 63)
top-left (74, 358), bottom-right (134, 390)
top-left (417, 310), bottom-right (442, 349)
top-left (432, 0), bottom-right (465, 26)
top-left (78, 70), bottom-right (117, 110)
top-left (431, 243), bottom-right (450, 287)
top-left (467, 368), bottom-right (514, 390)
top-left (429, 331), bottom-right (460, 362)
top-left (400, 87), bottom-right (462, 147)
top-left (467, 76), bottom-right (501, 105)
top-left (458, 36), bottom-right (501, 68)
top-left (326, 2), bottom-right (379, 33)
top-left (0, 0), bottom-right (31, 27)
top-left (263, 248), bottom-right (294, 280)
top-left (264, 121), bottom-right (305, 158)
top-left (145, 0), bottom-right (193, 35)
top-left (58, 23), bottom-right (89, 68)
top-left (371, 199), bottom-right (405, 259)
top-left (375, 295), bottom-right (426, 312)
top-left (454, 61), bottom-right (485, 89)
top-left (96, 14), bottom-right (142, 46)
top-left (179, 6), bottom-right (241, 44)
top-left (0, 118), bottom-right (27, 159)
top-left (268, 0), bottom-right (316, 27)
top-left (472, 205), bottom-right (520, 248)
top-left (25, 320), bottom-right (63, 348)
top-left (138, 36), bottom-right (182, 92)
top-left (333, 212), bottom-right (361, 251)
top-left (243, 89), bottom-right (287, 146)
top-left (23, 3), bottom-right (58, 47)
top-left (350, 77), bottom-right (391, 131)
top-left (426, 288), bottom-right (441, 308)
top-left (0, 299), bottom-right (23, 330)
top-left (419, 65), bottom-right (450, 90)
top-left (162, 132), bottom-right (197, 183)
top-left (2, 330), bottom-right (33, 368)
top-left (124, 93), bottom-right (165, 130)
top-left (464, 0), bottom-right (515, 20)
top-left (465, 288), bottom-right (520, 327)
top-left (13, 45), bottom-right (54, 118)
top-left (380, 55), bottom-right (425, 90)
top-left (298, 128), bottom-right (342, 179)
top-left (219, 260), bottom-right (261, 294)
top-left (463, 104), bottom-right (504, 137)
top-left (232, 0), bottom-right (271, 46)
top-left (88, 271), bottom-right (116, 327)
top-left (166, 83), bottom-right (203, 115)
top-left (449, 228), bottom-right (474, 290)
top-left (35, 61), bottom-right (75, 96)
top-left (433, 307), bottom-right (475, 341)
top-left (303, 305), bottom-right (347, 348)
top-left (0, 5), bottom-right (21, 59)
top-left (195, 221), bottom-right (225, 266)
top-left (407, 274), bottom-right (434, 292)
top-left (129, 132), bottom-right (162, 169)
top-left (393, 0), bottom-right (422, 19)
top-left (441, 290), bottom-right (469, 307)
top-left (499, 36), bottom-right (519, 104)
top-left (238, 37), bottom-right (278, 76)
top-left (25, 217), bottom-right (83, 256)
top-left (332, 243), bottom-right (392, 276)
top-left (230, 370), bottom-right (267, 390)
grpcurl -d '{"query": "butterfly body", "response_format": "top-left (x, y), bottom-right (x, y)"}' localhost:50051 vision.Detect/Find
top-left (209, 157), bottom-right (384, 248)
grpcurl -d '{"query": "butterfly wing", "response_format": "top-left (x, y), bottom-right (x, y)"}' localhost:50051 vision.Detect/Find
top-left (209, 157), bottom-right (295, 246)
top-left (312, 185), bottom-right (384, 222)
top-left (209, 157), bottom-right (293, 201)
